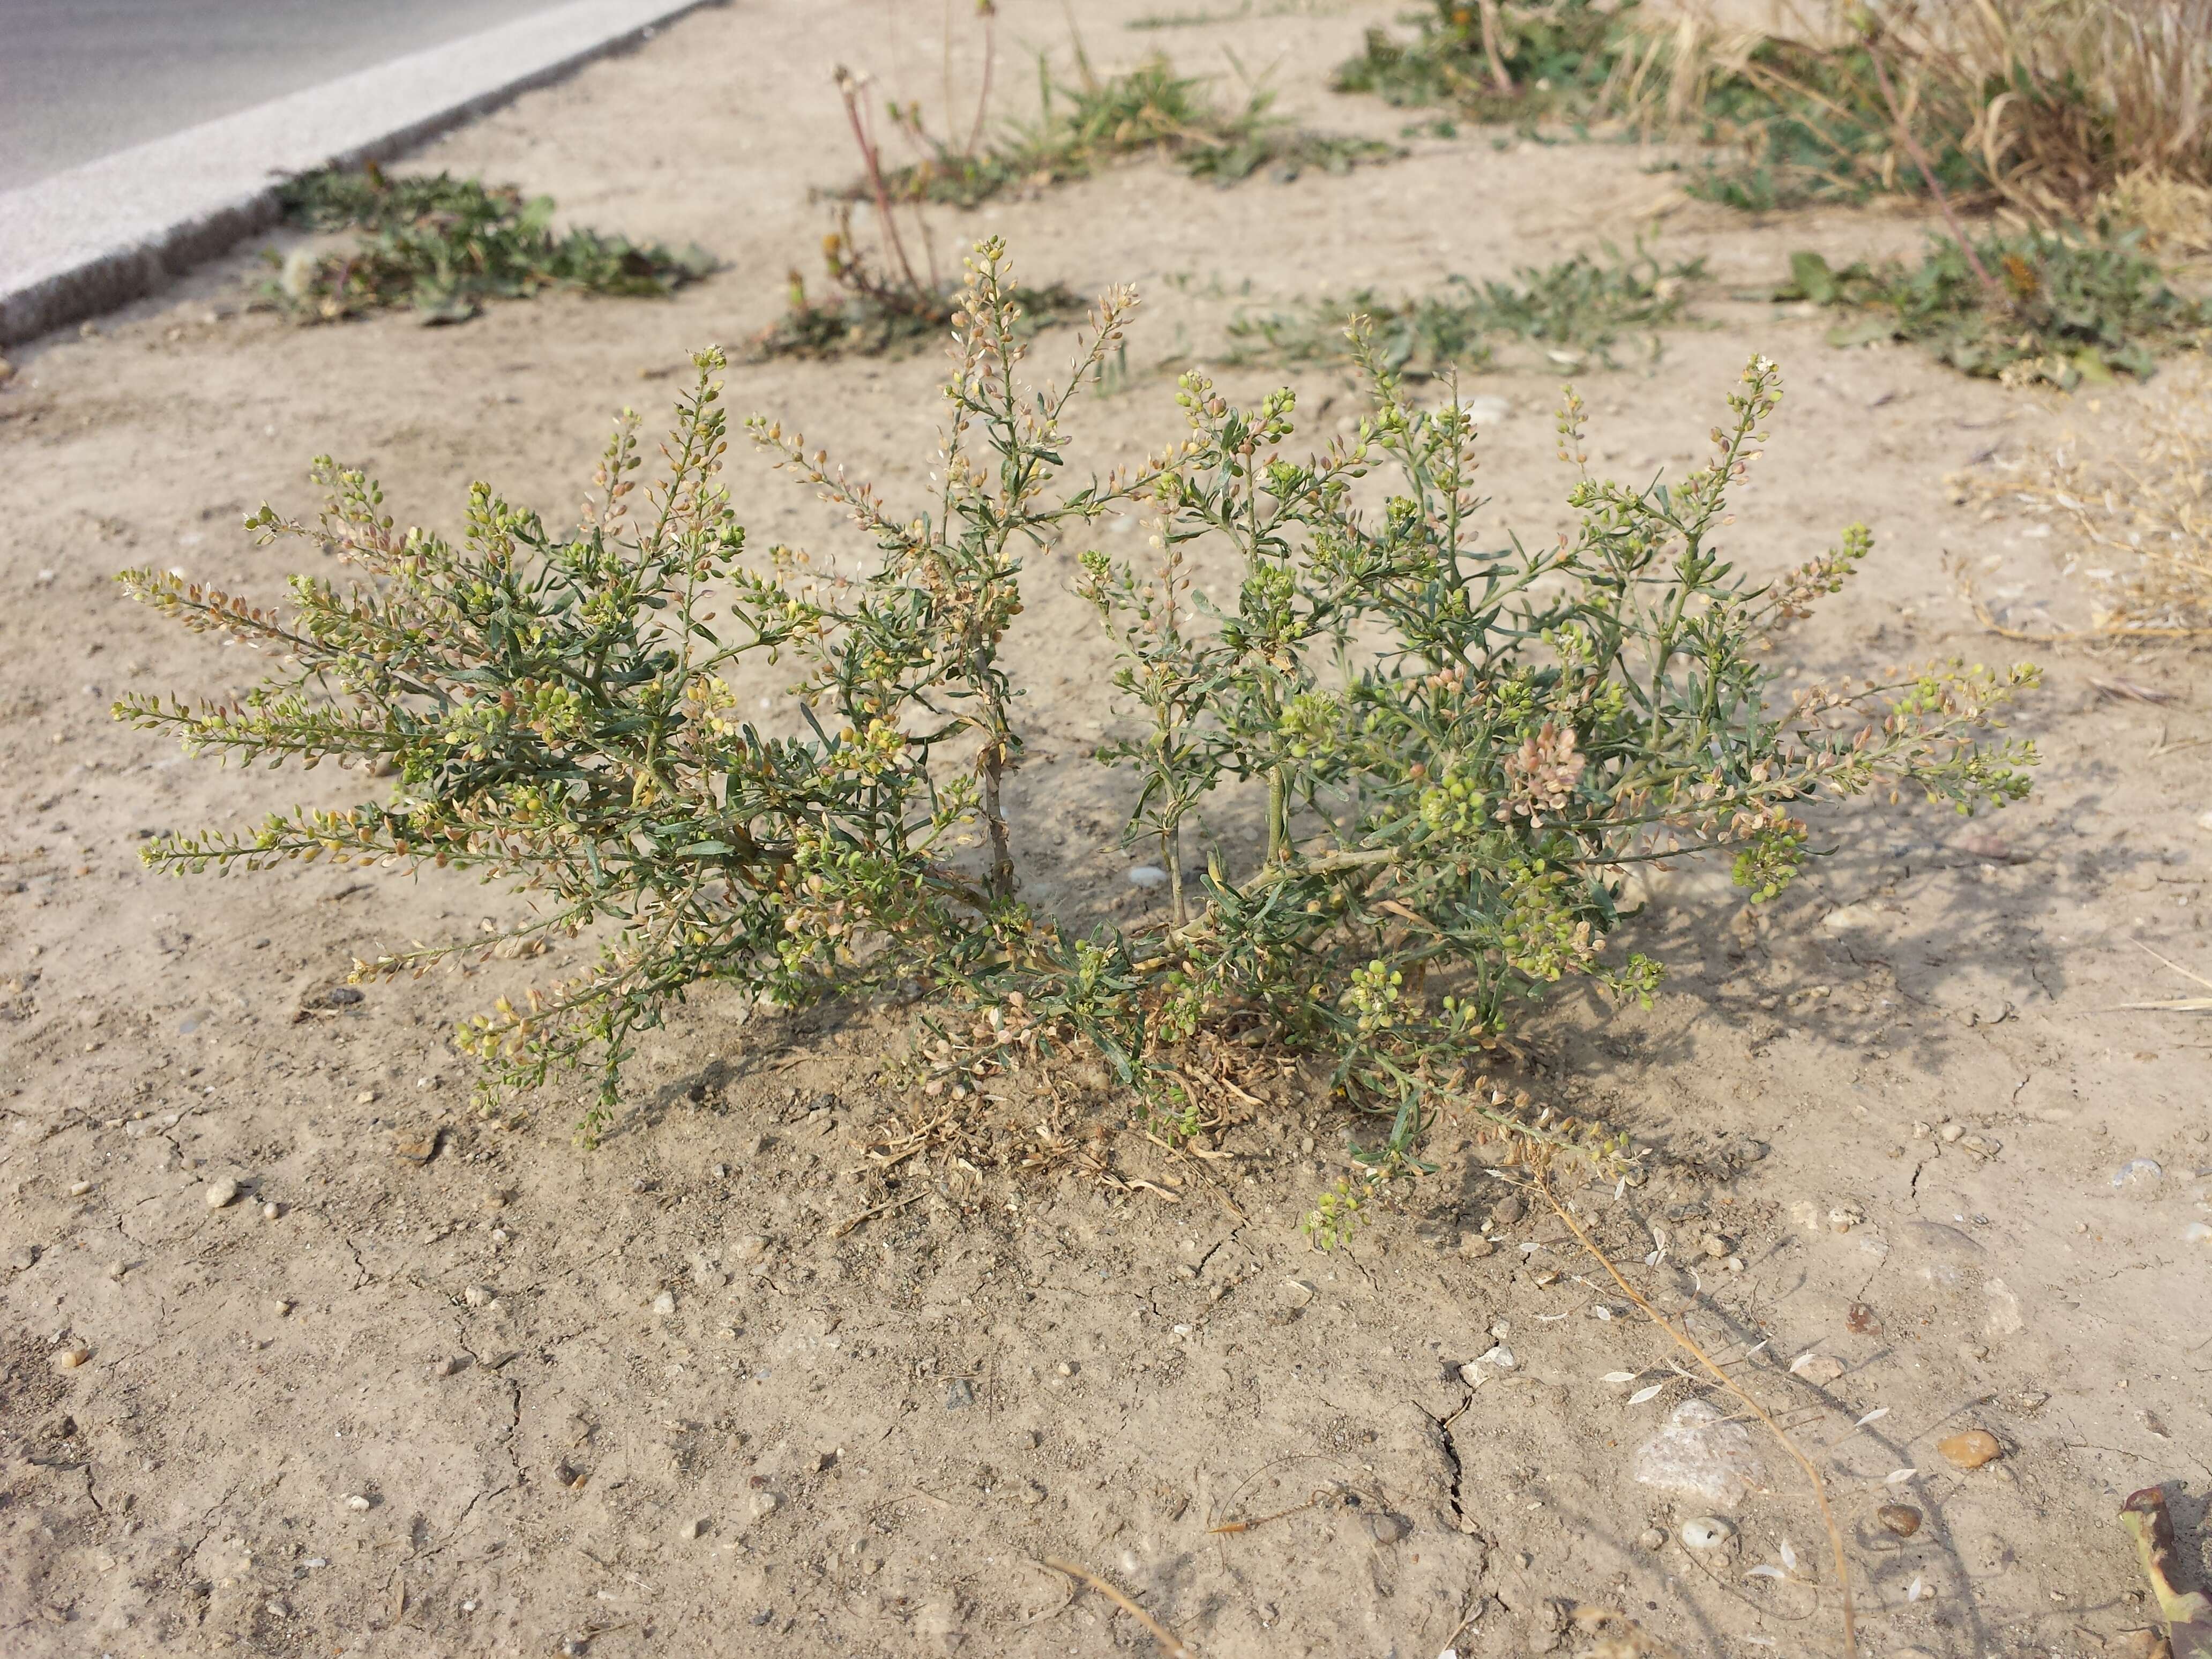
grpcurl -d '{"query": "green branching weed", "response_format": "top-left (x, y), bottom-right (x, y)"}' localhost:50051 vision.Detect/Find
top-left (1228, 241), bottom-right (1704, 373)
top-left (1777, 228), bottom-right (2211, 387)
top-left (266, 163), bottom-right (713, 324)
top-left (868, 54), bottom-right (1397, 207)
top-left (121, 238), bottom-right (2037, 1217)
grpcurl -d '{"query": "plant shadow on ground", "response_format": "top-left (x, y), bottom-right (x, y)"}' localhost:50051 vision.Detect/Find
top-left (602, 999), bottom-right (888, 1145)
top-left (1555, 798), bottom-right (2101, 1081)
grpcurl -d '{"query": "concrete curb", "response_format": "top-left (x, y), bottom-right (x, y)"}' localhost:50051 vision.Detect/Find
top-left (0, 0), bottom-right (717, 347)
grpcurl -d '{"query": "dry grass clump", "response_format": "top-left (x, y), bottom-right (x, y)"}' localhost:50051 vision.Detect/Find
top-left (1956, 361), bottom-right (2212, 638)
top-left (1619, 0), bottom-right (2212, 222)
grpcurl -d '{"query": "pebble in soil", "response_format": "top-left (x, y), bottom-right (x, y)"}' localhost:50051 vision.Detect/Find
top-left (1938, 1430), bottom-right (2004, 1469)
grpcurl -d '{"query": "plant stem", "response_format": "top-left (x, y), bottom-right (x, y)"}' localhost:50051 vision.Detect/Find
top-left (1478, 0), bottom-right (1513, 95)
top-left (1164, 821), bottom-right (1185, 926)
top-left (965, 2), bottom-right (998, 159)
top-left (981, 735), bottom-right (1013, 901)
top-left (835, 66), bottom-right (926, 297)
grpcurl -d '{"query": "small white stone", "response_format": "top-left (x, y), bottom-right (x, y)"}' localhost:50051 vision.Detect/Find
top-left (652, 1290), bottom-right (677, 1317)
top-left (204, 1176), bottom-right (240, 1209)
top-left (68, 1180), bottom-right (91, 1197)
top-left (749, 1488), bottom-right (782, 1519)
top-left (1681, 1516), bottom-right (1735, 1549)
top-left (51, 1344), bottom-right (91, 1371)
top-left (345, 1494), bottom-right (370, 1511)
top-left (730, 1235), bottom-right (769, 1262)
top-left (1126, 864), bottom-right (1169, 890)
top-left (1280, 1278), bottom-right (1316, 1307)
top-left (261, 1201), bottom-right (281, 1221)
top-left (464, 1284), bottom-right (494, 1308)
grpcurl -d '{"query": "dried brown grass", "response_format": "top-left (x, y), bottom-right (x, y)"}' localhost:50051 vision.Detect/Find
top-left (1955, 360), bottom-right (2212, 640)
top-left (1626, 0), bottom-right (2212, 225)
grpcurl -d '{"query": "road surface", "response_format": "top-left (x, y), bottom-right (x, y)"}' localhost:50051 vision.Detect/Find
top-left (1, 1), bottom-right (564, 190)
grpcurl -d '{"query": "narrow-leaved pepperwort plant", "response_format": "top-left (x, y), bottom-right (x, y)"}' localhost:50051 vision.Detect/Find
top-left (118, 239), bottom-right (2036, 1227)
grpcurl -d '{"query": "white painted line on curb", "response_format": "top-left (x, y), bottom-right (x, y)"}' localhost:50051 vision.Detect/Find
top-left (0, 0), bottom-right (717, 346)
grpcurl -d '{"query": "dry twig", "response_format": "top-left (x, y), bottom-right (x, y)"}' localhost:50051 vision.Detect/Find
top-left (1039, 1557), bottom-right (1194, 1658)
top-left (2121, 941), bottom-right (2212, 1013)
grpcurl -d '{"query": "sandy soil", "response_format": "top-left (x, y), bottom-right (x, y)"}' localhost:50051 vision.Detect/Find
top-left (3, 3), bottom-right (2210, 1656)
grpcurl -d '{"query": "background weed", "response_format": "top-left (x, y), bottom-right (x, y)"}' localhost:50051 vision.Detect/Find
top-left (1334, 0), bottom-right (1633, 119)
top-left (868, 54), bottom-right (1396, 207)
top-left (267, 165), bottom-right (713, 324)
top-left (1777, 228), bottom-right (2211, 387)
top-left (1339, 1), bottom-right (2212, 237)
top-left (1228, 240), bottom-right (1703, 373)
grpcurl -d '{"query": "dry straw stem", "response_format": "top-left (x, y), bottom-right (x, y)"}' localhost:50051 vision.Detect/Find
top-left (1567, 1603), bottom-right (1694, 1659)
top-left (1534, 1170), bottom-right (1858, 1659)
top-left (1039, 1557), bottom-right (1194, 1658)
top-left (2122, 939), bottom-right (2212, 1012)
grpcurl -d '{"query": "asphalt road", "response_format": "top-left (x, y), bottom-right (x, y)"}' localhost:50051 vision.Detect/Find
top-left (0, 1), bottom-right (565, 191)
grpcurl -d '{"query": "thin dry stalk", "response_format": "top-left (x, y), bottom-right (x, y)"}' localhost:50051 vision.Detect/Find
top-left (1206, 1489), bottom-right (1328, 1534)
top-left (835, 65), bottom-right (926, 296)
top-left (1568, 1603), bottom-right (1694, 1659)
top-left (1040, 1557), bottom-right (1195, 1658)
top-left (1478, 0), bottom-right (1514, 94)
top-left (965, 2), bottom-right (998, 158)
top-left (1535, 1171), bottom-right (1858, 1659)
top-left (2121, 940), bottom-right (2212, 1012)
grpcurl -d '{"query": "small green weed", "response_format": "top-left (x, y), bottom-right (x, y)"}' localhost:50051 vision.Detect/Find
top-left (1333, 0), bottom-right (1633, 119)
top-left (869, 55), bottom-right (1396, 207)
top-left (267, 165), bottom-right (713, 324)
top-left (1778, 228), bottom-right (2210, 387)
top-left (1228, 241), bottom-right (1703, 373)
